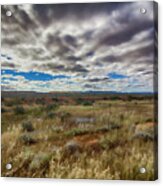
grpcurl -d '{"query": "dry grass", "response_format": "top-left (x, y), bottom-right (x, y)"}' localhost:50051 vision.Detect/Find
top-left (1, 97), bottom-right (157, 180)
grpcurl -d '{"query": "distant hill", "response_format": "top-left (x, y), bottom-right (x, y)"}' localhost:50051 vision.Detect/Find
top-left (1, 90), bottom-right (155, 99)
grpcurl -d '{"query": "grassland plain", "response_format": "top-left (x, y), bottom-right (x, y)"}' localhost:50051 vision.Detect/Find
top-left (1, 92), bottom-right (157, 180)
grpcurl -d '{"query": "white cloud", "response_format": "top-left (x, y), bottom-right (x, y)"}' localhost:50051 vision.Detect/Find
top-left (1, 2), bottom-right (156, 92)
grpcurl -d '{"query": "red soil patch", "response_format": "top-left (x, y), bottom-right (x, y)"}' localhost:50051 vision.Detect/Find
top-left (73, 133), bottom-right (101, 145)
top-left (73, 133), bottom-right (103, 152)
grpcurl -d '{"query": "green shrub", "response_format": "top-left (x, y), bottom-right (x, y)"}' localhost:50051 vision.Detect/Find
top-left (100, 137), bottom-right (111, 149)
top-left (5, 101), bottom-right (13, 107)
top-left (76, 99), bottom-right (93, 106)
top-left (110, 95), bottom-right (120, 100)
top-left (19, 134), bottom-right (37, 145)
top-left (119, 114), bottom-right (124, 121)
top-left (60, 112), bottom-right (72, 122)
top-left (144, 118), bottom-right (153, 123)
top-left (47, 111), bottom-right (56, 119)
top-left (46, 103), bottom-right (59, 111)
top-left (14, 106), bottom-right (25, 115)
top-left (95, 123), bottom-right (121, 133)
top-left (22, 121), bottom-right (34, 132)
top-left (132, 131), bottom-right (154, 141)
top-left (35, 98), bottom-right (46, 105)
top-left (108, 123), bottom-right (121, 130)
top-left (95, 125), bottom-right (110, 133)
top-left (29, 152), bottom-right (52, 170)
top-left (82, 100), bottom-right (93, 106)
top-left (52, 97), bottom-right (59, 102)
top-left (64, 128), bottom-right (90, 137)
top-left (63, 140), bottom-right (82, 155)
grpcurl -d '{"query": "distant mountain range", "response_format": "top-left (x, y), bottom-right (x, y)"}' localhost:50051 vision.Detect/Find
top-left (1, 90), bottom-right (156, 98)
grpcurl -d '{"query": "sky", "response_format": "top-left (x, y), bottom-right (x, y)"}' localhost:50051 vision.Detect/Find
top-left (1, 2), bottom-right (157, 92)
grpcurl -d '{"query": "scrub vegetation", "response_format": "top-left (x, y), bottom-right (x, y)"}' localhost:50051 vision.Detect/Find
top-left (1, 92), bottom-right (157, 180)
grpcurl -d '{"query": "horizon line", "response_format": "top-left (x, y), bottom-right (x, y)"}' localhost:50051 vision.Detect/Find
top-left (1, 90), bottom-right (157, 94)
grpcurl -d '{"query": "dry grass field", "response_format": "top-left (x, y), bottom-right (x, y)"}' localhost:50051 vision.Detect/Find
top-left (1, 92), bottom-right (157, 180)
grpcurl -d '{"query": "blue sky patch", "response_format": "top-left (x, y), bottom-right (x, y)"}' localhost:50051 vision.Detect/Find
top-left (1, 77), bottom-right (17, 81)
top-left (1, 69), bottom-right (71, 81)
top-left (108, 72), bottom-right (128, 79)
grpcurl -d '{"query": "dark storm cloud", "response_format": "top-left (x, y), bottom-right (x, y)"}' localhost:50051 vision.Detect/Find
top-left (1, 2), bottom-right (156, 92)
top-left (97, 19), bottom-right (153, 47)
top-left (68, 64), bottom-right (88, 73)
top-left (122, 44), bottom-right (153, 60)
top-left (44, 63), bottom-right (65, 71)
top-left (45, 34), bottom-right (62, 47)
top-left (42, 63), bottom-right (88, 74)
top-left (142, 70), bottom-right (153, 75)
top-left (83, 30), bottom-right (94, 41)
top-left (15, 46), bottom-right (49, 61)
top-left (83, 84), bottom-right (99, 89)
top-left (131, 66), bottom-right (153, 76)
top-left (88, 77), bottom-right (109, 82)
top-left (66, 56), bottom-right (81, 62)
top-left (18, 9), bottom-right (37, 30)
top-left (100, 42), bottom-right (154, 66)
top-left (2, 37), bottom-right (20, 46)
top-left (136, 67), bottom-right (147, 72)
top-left (45, 33), bottom-right (74, 55)
top-left (32, 2), bottom-right (131, 26)
top-left (63, 35), bottom-right (78, 48)
top-left (85, 51), bottom-right (95, 58)
top-left (101, 55), bottom-right (118, 63)
top-left (1, 5), bottom-right (37, 31)
top-left (1, 6), bottom-right (17, 24)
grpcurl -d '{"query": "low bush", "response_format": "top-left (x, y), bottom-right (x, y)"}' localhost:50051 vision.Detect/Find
top-left (21, 121), bottom-right (34, 132)
top-left (64, 128), bottom-right (90, 137)
top-left (144, 118), bottom-right (153, 123)
top-left (63, 140), bottom-right (82, 155)
top-left (46, 103), bottom-right (59, 111)
top-left (132, 131), bottom-right (154, 141)
top-left (29, 152), bottom-right (52, 170)
top-left (76, 99), bottom-right (93, 106)
top-left (60, 112), bottom-right (72, 122)
top-left (95, 123), bottom-right (121, 133)
top-left (46, 112), bottom-right (56, 119)
top-left (19, 134), bottom-right (37, 145)
top-left (14, 106), bottom-right (25, 115)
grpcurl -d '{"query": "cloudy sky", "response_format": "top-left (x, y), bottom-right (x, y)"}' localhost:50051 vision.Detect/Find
top-left (1, 2), bottom-right (156, 92)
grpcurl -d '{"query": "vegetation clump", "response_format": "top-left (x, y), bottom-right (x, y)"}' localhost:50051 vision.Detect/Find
top-left (60, 112), bottom-right (72, 123)
top-left (46, 112), bottom-right (56, 119)
top-left (30, 152), bottom-right (52, 170)
top-left (64, 128), bottom-right (90, 137)
top-left (22, 121), bottom-right (34, 132)
top-left (132, 131), bottom-right (154, 141)
top-left (76, 99), bottom-right (93, 106)
top-left (63, 140), bottom-right (82, 155)
top-left (1, 93), bottom-right (156, 180)
top-left (14, 106), bottom-right (25, 115)
top-left (19, 134), bottom-right (37, 145)
top-left (46, 103), bottom-right (59, 111)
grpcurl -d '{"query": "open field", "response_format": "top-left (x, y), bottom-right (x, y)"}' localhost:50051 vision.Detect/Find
top-left (1, 92), bottom-right (158, 180)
